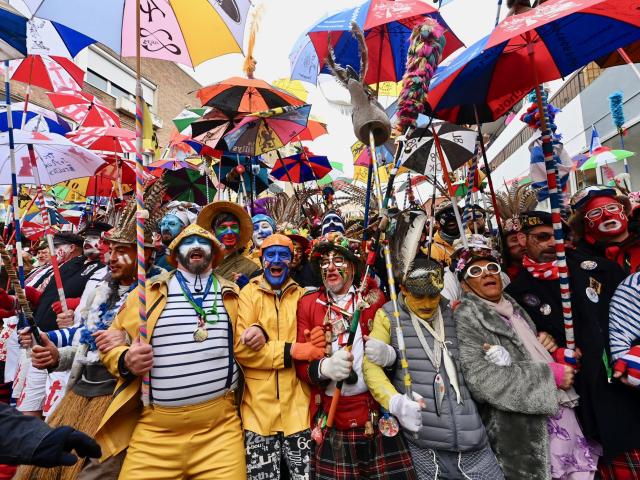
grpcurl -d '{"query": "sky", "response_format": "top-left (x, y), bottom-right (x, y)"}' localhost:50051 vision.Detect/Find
top-left (184, 0), bottom-right (511, 182)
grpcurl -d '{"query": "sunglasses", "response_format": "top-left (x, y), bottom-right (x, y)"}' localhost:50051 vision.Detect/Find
top-left (465, 262), bottom-right (501, 278)
top-left (585, 202), bottom-right (623, 221)
top-left (527, 232), bottom-right (554, 243)
top-left (320, 254), bottom-right (346, 270)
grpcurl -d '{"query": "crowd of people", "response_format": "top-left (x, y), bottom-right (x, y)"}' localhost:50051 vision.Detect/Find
top-left (0, 180), bottom-right (639, 480)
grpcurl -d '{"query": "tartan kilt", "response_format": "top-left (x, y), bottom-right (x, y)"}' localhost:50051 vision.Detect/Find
top-left (313, 427), bottom-right (416, 480)
top-left (598, 450), bottom-right (640, 480)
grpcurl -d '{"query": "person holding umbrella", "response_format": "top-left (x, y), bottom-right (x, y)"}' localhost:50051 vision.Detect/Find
top-left (505, 212), bottom-right (640, 475)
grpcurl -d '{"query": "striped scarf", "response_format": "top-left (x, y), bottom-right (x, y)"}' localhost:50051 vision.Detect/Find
top-left (522, 255), bottom-right (559, 280)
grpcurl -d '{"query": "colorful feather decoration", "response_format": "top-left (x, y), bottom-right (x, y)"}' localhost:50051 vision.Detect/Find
top-left (394, 18), bottom-right (446, 134)
top-left (609, 91), bottom-right (625, 131)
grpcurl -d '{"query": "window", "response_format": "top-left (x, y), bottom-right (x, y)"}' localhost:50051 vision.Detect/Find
top-left (111, 83), bottom-right (130, 100)
top-left (86, 69), bottom-right (108, 92)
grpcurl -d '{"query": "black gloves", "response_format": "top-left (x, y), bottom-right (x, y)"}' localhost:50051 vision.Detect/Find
top-left (32, 426), bottom-right (102, 468)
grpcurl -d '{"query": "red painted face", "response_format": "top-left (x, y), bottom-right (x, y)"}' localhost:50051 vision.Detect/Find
top-left (583, 196), bottom-right (627, 240)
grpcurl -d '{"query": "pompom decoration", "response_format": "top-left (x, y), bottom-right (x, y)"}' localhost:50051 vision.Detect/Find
top-left (394, 18), bottom-right (446, 135)
top-left (609, 91), bottom-right (625, 131)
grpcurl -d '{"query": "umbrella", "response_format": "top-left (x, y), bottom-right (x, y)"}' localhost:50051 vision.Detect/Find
top-left (352, 139), bottom-right (395, 167)
top-left (272, 78), bottom-right (309, 102)
top-left (297, 117), bottom-right (328, 141)
top-left (95, 154), bottom-right (140, 183)
top-left (21, 0), bottom-right (251, 68)
top-left (163, 169), bottom-right (215, 204)
top-left (427, 0), bottom-right (640, 124)
top-left (224, 104), bottom-right (312, 156)
top-left (172, 107), bottom-right (209, 134)
top-left (66, 126), bottom-right (136, 153)
top-left (0, 105), bottom-right (71, 135)
top-left (147, 158), bottom-right (199, 171)
top-left (0, 130), bottom-right (105, 185)
top-left (271, 150), bottom-right (332, 183)
top-left (307, 0), bottom-right (463, 85)
top-left (189, 109), bottom-right (243, 149)
top-left (10, 54), bottom-right (84, 91)
top-left (19, 16), bottom-right (96, 57)
top-left (0, 6), bottom-right (27, 61)
top-left (216, 154), bottom-right (270, 196)
top-left (579, 149), bottom-right (635, 170)
top-left (196, 77), bottom-right (306, 114)
top-left (400, 123), bottom-right (476, 175)
top-left (48, 89), bottom-right (121, 128)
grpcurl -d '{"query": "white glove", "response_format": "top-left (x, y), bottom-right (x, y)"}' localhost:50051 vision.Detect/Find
top-left (389, 393), bottom-right (423, 433)
top-left (485, 345), bottom-right (512, 367)
top-left (320, 349), bottom-right (353, 382)
top-left (364, 335), bottom-right (397, 367)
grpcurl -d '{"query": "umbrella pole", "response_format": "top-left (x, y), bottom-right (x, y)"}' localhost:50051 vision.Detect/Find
top-left (474, 106), bottom-right (505, 240)
top-left (427, 151), bottom-right (439, 258)
top-left (27, 144), bottom-right (68, 313)
top-left (135, 0), bottom-right (150, 406)
top-left (3, 62), bottom-right (26, 292)
top-left (362, 162), bottom-right (374, 240)
top-left (617, 47), bottom-right (640, 82)
top-left (529, 45), bottom-right (575, 349)
top-left (20, 56), bottom-right (36, 129)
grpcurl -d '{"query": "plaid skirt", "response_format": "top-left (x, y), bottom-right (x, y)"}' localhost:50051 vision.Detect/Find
top-left (313, 427), bottom-right (416, 480)
top-left (598, 450), bottom-right (640, 480)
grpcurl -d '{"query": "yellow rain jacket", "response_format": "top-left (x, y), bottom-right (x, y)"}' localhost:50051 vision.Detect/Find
top-left (423, 230), bottom-right (455, 266)
top-left (94, 270), bottom-right (239, 461)
top-left (234, 276), bottom-right (310, 437)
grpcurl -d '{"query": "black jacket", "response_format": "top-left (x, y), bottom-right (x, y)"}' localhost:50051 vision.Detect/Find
top-left (0, 403), bottom-right (50, 465)
top-left (34, 256), bottom-right (103, 332)
top-left (506, 249), bottom-right (640, 459)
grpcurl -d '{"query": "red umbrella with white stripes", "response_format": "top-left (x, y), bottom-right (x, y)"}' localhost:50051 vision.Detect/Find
top-left (48, 89), bottom-right (120, 128)
top-left (66, 126), bottom-right (136, 153)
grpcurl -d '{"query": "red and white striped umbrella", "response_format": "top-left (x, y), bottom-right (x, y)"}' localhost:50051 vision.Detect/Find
top-left (67, 126), bottom-right (135, 153)
top-left (48, 89), bottom-right (120, 128)
top-left (10, 55), bottom-right (84, 92)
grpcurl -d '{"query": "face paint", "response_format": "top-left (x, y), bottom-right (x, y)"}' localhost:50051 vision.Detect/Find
top-left (438, 210), bottom-right (459, 237)
top-left (83, 235), bottom-right (101, 260)
top-left (109, 244), bottom-right (137, 282)
top-left (262, 245), bottom-right (292, 288)
top-left (159, 214), bottom-right (185, 245)
top-left (403, 289), bottom-right (441, 320)
top-left (252, 221), bottom-right (274, 247)
top-left (321, 212), bottom-right (345, 235)
top-left (54, 244), bottom-right (74, 263)
top-left (215, 221), bottom-right (240, 250)
top-left (291, 240), bottom-right (304, 269)
top-left (176, 236), bottom-right (214, 274)
top-left (583, 197), bottom-right (628, 241)
top-left (320, 252), bottom-right (353, 294)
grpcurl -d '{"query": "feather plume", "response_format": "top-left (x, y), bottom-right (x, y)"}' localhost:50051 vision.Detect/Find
top-left (326, 33), bottom-right (350, 88)
top-left (609, 91), bottom-right (625, 130)
top-left (391, 209), bottom-right (427, 281)
top-left (351, 21), bottom-right (368, 82)
top-left (494, 181), bottom-right (539, 232)
top-left (243, 4), bottom-right (264, 79)
top-left (395, 18), bottom-right (446, 134)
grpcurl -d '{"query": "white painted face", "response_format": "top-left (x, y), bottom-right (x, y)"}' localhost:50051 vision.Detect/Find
top-left (54, 244), bottom-right (74, 263)
top-left (252, 221), bottom-right (274, 247)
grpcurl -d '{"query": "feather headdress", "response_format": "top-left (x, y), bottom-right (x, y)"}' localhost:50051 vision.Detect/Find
top-left (494, 181), bottom-right (539, 234)
top-left (390, 209), bottom-right (428, 283)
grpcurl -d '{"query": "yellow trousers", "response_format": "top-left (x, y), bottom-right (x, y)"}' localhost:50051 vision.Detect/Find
top-left (118, 392), bottom-right (246, 480)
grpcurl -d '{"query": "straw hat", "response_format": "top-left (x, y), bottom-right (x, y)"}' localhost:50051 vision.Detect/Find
top-left (196, 201), bottom-right (252, 251)
top-left (168, 223), bottom-right (225, 269)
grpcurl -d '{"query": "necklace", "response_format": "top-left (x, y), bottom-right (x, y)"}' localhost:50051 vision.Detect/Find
top-left (175, 271), bottom-right (219, 342)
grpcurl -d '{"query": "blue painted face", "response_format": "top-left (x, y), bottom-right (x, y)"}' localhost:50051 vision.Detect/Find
top-left (252, 220), bottom-right (274, 247)
top-left (160, 214), bottom-right (185, 244)
top-left (262, 245), bottom-right (292, 288)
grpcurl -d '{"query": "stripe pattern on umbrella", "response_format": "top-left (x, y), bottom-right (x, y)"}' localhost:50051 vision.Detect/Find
top-left (48, 89), bottom-right (120, 127)
top-left (271, 151), bottom-right (332, 183)
top-left (67, 127), bottom-right (136, 153)
top-left (400, 123), bottom-right (476, 175)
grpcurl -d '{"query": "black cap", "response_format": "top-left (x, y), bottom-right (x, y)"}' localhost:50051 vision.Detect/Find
top-left (33, 240), bottom-right (48, 252)
top-left (52, 232), bottom-right (84, 247)
top-left (79, 221), bottom-right (112, 237)
top-left (520, 210), bottom-right (570, 234)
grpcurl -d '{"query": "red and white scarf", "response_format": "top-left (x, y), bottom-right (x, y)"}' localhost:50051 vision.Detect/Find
top-left (522, 255), bottom-right (559, 281)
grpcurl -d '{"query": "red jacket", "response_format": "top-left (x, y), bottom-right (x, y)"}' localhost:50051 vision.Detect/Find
top-left (295, 287), bottom-right (386, 428)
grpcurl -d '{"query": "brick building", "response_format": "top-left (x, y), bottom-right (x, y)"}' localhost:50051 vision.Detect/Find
top-left (2, 45), bottom-right (202, 150)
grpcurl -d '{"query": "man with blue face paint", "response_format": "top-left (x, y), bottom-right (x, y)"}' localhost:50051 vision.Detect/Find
top-left (155, 202), bottom-right (198, 271)
top-left (235, 233), bottom-right (326, 480)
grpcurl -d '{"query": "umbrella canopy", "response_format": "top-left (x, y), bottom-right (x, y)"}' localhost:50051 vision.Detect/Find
top-left (67, 126), bottom-right (136, 153)
top-left (20, 16), bottom-right (96, 57)
top-left (224, 104), bottom-right (312, 156)
top-left (579, 149), bottom-right (635, 170)
top-left (95, 154), bottom-right (141, 184)
top-left (352, 138), bottom-right (395, 167)
top-left (400, 123), bottom-right (477, 175)
top-left (196, 77), bottom-right (306, 114)
top-left (271, 150), bottom-right (332, 183)
top-left (147, 158), bottom-right (199, 172)
top-left (163, 168), bottom-right (215, 204)
top-left (0, 105), bottom-right (71, 135)
top-left (22, 0), bottom-right (252, 68)
top-left (215, 154), bottom-right (270, 195)
top-left (10, 54), bottom-right (84, 91)
top-left (297, 117), bottom-right (328, 141)
top-left (48, 89), bottom-right (120, 127)
top-left (307, 0), bottom-right (463, 84)
top-left (0, 130), bottom-right (105, 185)
top-left (0, 6), bottom-right (27, 61)
top-left (172, 107), bottom-right (209, 134)
top-left (51, 176), bottom-right (127, 200)
top-left (427, 0), bottom-right (640, 123)
top-left (190, 109), bottom-right (243, 149)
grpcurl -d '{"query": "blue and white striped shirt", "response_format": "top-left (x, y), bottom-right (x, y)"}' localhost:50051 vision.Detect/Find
top-left (609, 272), bottom-right (640, 360)
top-left (150, 271), bottom-right (239, 407)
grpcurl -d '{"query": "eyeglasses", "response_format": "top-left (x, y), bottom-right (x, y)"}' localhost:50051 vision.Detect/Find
top-left (527, 232), bottom-right (554, 243)
top-left (585, 202), bottom-right (623, 221)
top-left (320, 254), bottom-right (346, 270)
top-left (465, 262), bottom-right (501, 278)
